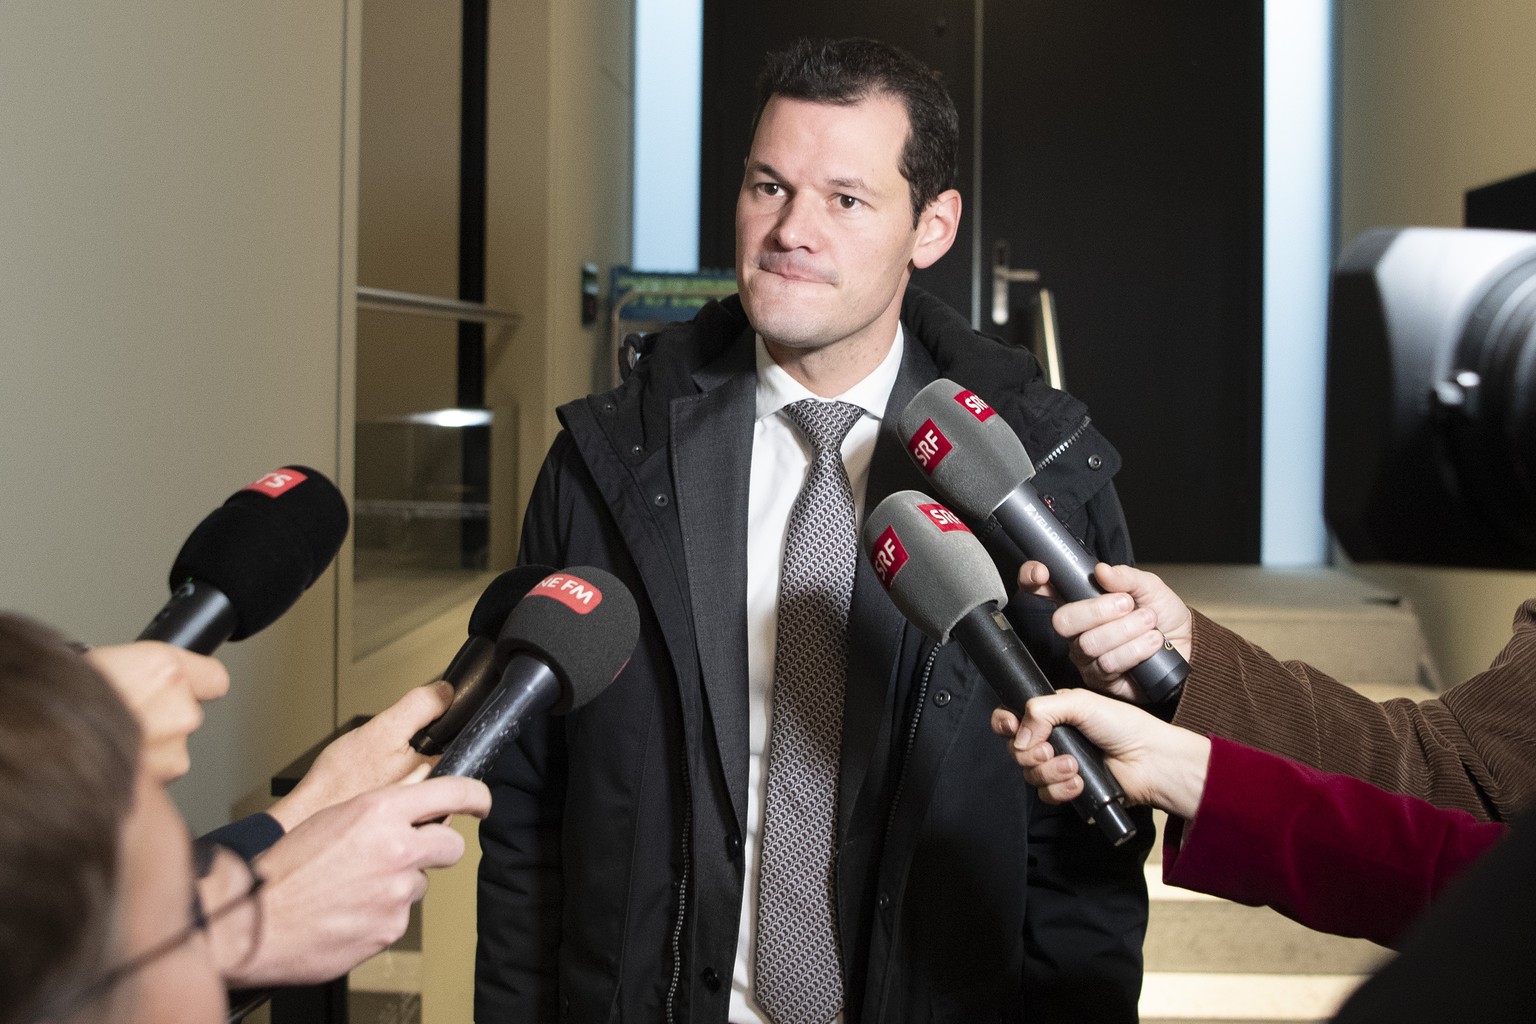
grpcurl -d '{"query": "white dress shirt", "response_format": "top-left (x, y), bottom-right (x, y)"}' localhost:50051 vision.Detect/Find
top-left (728, 326), bottom-right (905, 1024)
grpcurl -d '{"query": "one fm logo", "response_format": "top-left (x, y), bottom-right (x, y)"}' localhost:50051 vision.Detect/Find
top-left (869, 526), bottom-right (909, 590)
top-left (953, 389), bottom-right (995, 422)
top-left (244, 468), bottom-right (307, 498)
top-left (907, 419), bottom-right (952, 473)
top-left (531, 573), bottom-right (604, 614)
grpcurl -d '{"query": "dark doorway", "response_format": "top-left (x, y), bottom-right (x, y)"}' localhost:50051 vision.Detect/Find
top-left (700, 2), bottom-right (1264, 562)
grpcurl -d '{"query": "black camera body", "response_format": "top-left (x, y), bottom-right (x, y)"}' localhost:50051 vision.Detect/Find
top-left (1325, 227), bottom-right (1536, 569)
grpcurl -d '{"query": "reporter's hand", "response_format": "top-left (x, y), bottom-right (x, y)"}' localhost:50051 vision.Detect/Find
top-left (1017, 560), bottom-right (1194, 701)
top-left (990, 688), bottom-right (1210, 820)
top-left (216, 772), bottom-right (492, 986)
top-left (86, 642), bottom-right (230, 782)
top-left (267, 681), bottom-right (453, 833)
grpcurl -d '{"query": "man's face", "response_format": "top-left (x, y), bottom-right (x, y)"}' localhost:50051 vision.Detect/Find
top-left (736, 93), bottom-right (954, 379)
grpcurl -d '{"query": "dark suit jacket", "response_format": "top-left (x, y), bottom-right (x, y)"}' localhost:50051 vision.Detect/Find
top-left (475, 288), bottom-right (1151, 1023)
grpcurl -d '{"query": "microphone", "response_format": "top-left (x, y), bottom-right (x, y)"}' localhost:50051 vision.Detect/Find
top-left (897, 379), bottom-right (1189, 703)
top-left (138, 467), bottom-right (349, 654)
top-left (410, 564), bottom-right (557, 755)
top-left (429, 565), bottom-right (639, 780)
top-left (864, 489), bottom-right (1137, 846)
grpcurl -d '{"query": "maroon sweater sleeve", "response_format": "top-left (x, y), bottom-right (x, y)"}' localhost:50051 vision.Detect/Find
top-left (1162, 736), bottom-right (1508, 948)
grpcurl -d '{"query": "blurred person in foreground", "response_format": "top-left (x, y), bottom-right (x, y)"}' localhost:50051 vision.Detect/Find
top-left (0, 614), bottom-right (490, 1023)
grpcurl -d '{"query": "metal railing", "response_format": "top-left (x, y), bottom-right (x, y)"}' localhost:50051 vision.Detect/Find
top-left (356, 286), bottom-right (520, 328)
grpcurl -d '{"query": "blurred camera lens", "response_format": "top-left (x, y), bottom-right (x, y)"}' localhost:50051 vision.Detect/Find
top-left (1326, 227), bottom-right (1536, 569)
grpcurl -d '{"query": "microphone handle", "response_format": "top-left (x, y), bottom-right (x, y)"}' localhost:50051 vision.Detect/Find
top-left (138, 579), bottom-right (238, 655)
top-left (950, 605), bottom-right (1137, 847)
top-left (411, 635), bottom-right (500, 755)
top-left (992, 485), bottom-right (1189, 703)
top-left (428, 652), bottom-right (563, 780)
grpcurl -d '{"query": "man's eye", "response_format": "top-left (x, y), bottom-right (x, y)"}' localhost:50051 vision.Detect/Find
top-left (837, 195), bottom-right (863, 211)
top-left (756, 182), bottom-right (784, 197)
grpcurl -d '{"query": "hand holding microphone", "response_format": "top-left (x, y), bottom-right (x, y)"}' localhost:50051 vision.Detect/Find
top-left (864, 489), bottom-right (1137, 846)
top-left (896, 379), bottom-right (1188, 703)
top-left (1018, 559), bottom-right (1196, 703)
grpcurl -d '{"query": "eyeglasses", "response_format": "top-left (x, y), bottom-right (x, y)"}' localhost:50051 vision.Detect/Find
top-left (39, 842), bottom-right (265, 1020)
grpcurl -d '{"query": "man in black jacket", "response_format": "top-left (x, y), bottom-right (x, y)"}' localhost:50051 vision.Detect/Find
top-left (476, 37), bottom-right (1152, 1023)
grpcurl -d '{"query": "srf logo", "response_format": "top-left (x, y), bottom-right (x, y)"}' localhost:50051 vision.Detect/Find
top-left (919, 502), bottom-right (970, 533)
top-left (869, 526), bottom-right (909, 590)
top-left (244, 468), bottom-right (307, 498)
top-left (906, 419), bottom-right (952, 473)
top-left (953, 389), bottom-right (995, 422)
top-left (531, 573), bottom-right (604, 614)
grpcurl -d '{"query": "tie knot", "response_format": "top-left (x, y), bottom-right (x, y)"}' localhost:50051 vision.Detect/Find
top-left (784, 399), bottom-right (863, 455)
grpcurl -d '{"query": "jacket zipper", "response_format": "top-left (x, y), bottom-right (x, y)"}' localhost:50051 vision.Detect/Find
top-left (665, 746), bottom-right (693, 1022)
top-left (883, 644), bottom-right (941, 839)
top-left (1031, 414), bottom-right (1091, 472)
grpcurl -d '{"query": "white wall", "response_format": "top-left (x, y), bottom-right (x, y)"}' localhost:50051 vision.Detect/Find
top-left (0, 1), bottom-right (358, 834)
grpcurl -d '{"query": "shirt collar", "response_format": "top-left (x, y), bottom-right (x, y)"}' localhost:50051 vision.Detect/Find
top-left (754, 323), bottom-right (905, 423)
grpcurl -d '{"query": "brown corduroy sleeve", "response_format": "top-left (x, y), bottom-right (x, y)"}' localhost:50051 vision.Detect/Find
top-left (1171, 600), bottom-right (1536, 824)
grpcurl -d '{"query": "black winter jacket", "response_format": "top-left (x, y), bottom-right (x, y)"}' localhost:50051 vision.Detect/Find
top-left (475, 287), bottom-right (1153, 1023)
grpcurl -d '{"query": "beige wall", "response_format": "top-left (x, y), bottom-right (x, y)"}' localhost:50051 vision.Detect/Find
top-left (0, 1), bottom-right (358, 835)
top-left (488, 0), bottom-right (634, 539)
top-left (356, 0), bottom-right (462, 420)
top-left (1337, 0), bottom-right (1536, 685)
top-left (425, 3), bottom-right (636, 1019)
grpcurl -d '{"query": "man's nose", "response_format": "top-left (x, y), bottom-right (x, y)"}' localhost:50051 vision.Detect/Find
top-left (769, 194), bottom-right (822, 250)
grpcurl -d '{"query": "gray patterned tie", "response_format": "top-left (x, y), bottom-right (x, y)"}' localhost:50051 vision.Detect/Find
top-left (755, 398), bottom-right (864, 1024)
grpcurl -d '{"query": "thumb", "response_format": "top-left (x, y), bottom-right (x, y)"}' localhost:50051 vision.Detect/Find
top-left (377, 681), bottom-right (456, 734)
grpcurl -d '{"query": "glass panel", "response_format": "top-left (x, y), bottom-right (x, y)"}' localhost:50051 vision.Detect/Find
top-left (354, 2), bottom-right (494, 662)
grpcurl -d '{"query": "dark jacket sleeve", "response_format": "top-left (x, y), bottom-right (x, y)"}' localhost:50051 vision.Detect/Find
top-left (1163, 737), bottom-right (1506, 948)
top-left (474, 436), bottom-right (576, 1022)
top-left (1020, 796), bottom-right (1154, 1022)
top-left (1173, 600), bottom-right (1536, 823)
top-left (196, 813), bottom-right (284, 864)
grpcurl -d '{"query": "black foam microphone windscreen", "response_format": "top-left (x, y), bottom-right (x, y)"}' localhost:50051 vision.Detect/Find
top-left (495, 566), bottom-right (640, 712)
top-left (864, 490), bottom-right (1137, 846)
top-left (141, 466), bottom-right (349, 652)
top-left (429, 565), bottom-right (639, 780)
top-left (410, 564), bottom-right (558, 755)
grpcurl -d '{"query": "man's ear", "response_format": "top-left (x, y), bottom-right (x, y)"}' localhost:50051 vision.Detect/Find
top-left (912, 189), bottom-right (962, 270)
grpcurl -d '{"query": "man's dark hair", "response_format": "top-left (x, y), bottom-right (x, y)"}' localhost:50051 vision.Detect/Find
top-left (0, 613), bottom-right (140, 1024)
top-left (754, 37), bottom-right (960, 227)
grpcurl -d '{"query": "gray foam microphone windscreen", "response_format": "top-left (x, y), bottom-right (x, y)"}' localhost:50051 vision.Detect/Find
top-left (896, 378), bottom-right (1035, 520)
top-left (863, 489), bottom-right (1008, 643)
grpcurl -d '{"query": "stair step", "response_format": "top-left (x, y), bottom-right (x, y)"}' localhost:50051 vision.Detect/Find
top-left (1140, 972), bottom-right (1370, 1022)
top-left (1145, 564), bottom-right (1430, 689)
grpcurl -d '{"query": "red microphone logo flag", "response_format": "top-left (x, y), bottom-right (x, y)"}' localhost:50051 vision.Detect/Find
top-left (953, 389), bottom-right (996, 422)
top-left (906, 419), bottom-right (953, 473)
top-left (530, 572), bottom-right (605, 614)
top-left (244, 468), bottom-right (308, 498)
top-left (919, 502), bottom-right (971, 534)
top-left (869, 526), bottom-right (910, 591)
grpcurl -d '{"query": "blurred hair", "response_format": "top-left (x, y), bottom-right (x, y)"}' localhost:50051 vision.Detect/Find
top-left (0, 613), bottom-right (140, 1024)
top-left (754, 37), bottom-right (960, 226)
